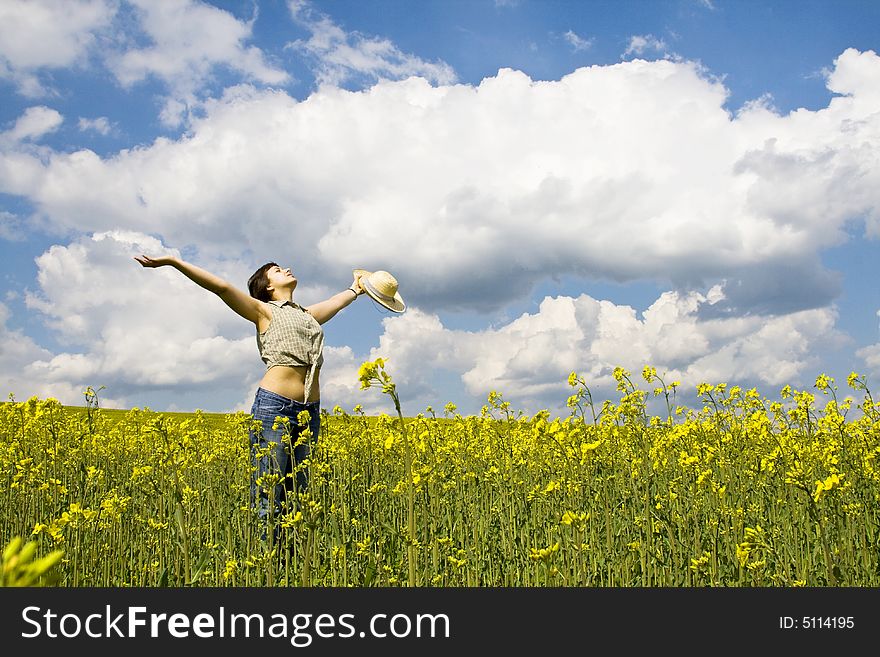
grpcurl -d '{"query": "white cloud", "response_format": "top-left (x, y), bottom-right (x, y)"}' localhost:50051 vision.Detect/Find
top-left (109, 0), bottom-right (289, 127)
top-left (0, 300), bottom-right (57, 401)
top-left (857, 343), bottom-right (880, 378)
top-left (623, 34), bottom-right (669, 59)
top-left (287, 0), bottom-right (456, 88)
top-left (564, 30), bottom-right (593, 53)
top-left (77, 116), bottom-right (113, 135)
top-left (0, 0), bottom-right (115, 96)
top-left (20, 231), bottom-right (263, 408)
top-left (1, 50), bottom-right (879, 320)
top-left (826, 48), bottom-right (880, 102)
top-left (1, 1), bottom-right (290, 126)
top-left (0, 211), bottom-right (26, 241)
top-left (7, 232), bottom-right (847, 415)
top-left (856, 310), bottom-right (880, 380)
top-left (1, 106), bottom-right (63, 144)
top-left (327, 288), bottom-right (842, 416)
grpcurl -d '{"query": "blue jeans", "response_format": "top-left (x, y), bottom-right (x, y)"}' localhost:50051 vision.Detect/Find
top-left (249, 387), bottom-right (320, 524)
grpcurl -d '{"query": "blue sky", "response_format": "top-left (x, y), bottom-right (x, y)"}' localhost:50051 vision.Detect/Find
top-left (1, 0), bottom-right (879, 417)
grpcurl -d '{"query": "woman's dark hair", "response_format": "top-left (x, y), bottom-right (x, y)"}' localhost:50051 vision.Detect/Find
top-left (247, 262), bottom-right (278, 301)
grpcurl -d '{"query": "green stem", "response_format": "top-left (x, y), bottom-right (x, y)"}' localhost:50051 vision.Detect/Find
top-left (391, 390), bottom-right (417, 587)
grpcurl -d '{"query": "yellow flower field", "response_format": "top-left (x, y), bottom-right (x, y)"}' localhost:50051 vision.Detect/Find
top-left (2, 363), bottom-right (879, 587)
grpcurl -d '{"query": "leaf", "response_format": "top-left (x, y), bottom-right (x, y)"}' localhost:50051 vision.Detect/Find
top-left (188, 549), bottom-right (212, 585)
top-left (2, 537), bottom-right (22, 563)
top-left (174, 505), bottom-right (186, 539)
top-left (361, 564), bottom-right (376, 587)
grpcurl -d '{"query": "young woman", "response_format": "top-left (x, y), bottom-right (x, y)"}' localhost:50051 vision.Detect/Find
top-left (135, 254), bottom-right (364, 529)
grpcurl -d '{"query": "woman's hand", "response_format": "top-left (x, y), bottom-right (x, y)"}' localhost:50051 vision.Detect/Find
top-left (351, 271), bottom-right (366, 294)
top-left (134, 255), bottom-right (176, 268)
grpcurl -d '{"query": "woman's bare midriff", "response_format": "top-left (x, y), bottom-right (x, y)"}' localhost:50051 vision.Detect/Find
top-left (259, 365), bottom-right (321, 403)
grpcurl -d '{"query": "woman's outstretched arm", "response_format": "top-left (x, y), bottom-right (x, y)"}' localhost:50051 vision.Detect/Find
top-left (135, 255), bottom-right (267, 325)
top-left (305, 271), bottom-right (364, 325)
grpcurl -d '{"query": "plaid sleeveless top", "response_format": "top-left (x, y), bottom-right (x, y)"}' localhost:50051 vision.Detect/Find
top-left (256, 300), bottom-right (324, 402)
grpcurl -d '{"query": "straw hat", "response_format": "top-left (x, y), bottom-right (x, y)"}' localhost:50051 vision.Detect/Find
top-left (353, 269), bottom-right (406, 313)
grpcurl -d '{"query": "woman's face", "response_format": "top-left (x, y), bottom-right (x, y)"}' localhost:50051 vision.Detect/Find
top-left (267, 264), bottom-right (297, 293)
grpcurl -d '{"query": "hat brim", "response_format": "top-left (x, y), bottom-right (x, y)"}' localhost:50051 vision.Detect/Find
top-left (367, 291), bottom-right (406, 313)
top-left (361, 275), bottom-right (406, 313)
